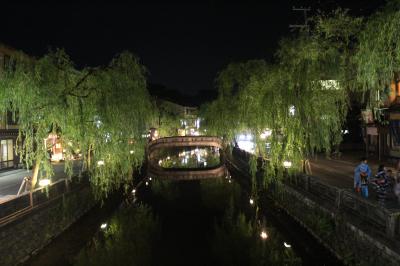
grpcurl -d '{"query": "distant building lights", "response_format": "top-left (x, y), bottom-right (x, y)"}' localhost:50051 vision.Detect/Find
top-left (283, 161), bottom-right (292, 168)
top-left (289, 105), bottom-right (295, 116)
top-left (260, 129), bottom-right (272, 140)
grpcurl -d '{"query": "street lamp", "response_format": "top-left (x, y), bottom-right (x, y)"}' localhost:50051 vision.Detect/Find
top-left (260, 231), bottom-right (268, 240)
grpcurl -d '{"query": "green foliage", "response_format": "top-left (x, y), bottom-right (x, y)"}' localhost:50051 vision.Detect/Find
top-left (75, 204), bottom-right (160, 266)
top-left (212, 209), bottom-right (301, 266)
top-left (0, 49), bottom-right (154, 198)
top-left (354, 0), bottom-right (400, 106)
top-left (201, 9), bottom-right (361, 185)
top-left (153, 100), bottom-right (183, 137)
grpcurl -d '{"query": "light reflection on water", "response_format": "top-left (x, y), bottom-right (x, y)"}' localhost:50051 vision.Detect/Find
top-left (152, 146), bottom-right (221, 169)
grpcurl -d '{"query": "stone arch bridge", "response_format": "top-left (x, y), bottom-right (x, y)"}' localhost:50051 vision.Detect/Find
top-left (147, 136), bottom-right (226, 180)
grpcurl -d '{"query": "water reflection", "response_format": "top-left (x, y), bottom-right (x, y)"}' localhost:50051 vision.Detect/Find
top-left (150, 146), bottom-right (221, 169)
top-left (75, 177), bottom-right (302, 265)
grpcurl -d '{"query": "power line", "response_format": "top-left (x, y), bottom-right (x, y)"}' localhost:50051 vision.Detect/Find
top-left (289, 7), bottom-right (311, 31)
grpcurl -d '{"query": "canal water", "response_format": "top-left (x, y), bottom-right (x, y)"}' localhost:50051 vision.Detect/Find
top-left (26, 146), bottom-right (342, 266)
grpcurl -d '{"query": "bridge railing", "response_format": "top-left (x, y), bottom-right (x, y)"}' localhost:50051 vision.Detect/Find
top-left (147, 136), bottom-right (223, 150)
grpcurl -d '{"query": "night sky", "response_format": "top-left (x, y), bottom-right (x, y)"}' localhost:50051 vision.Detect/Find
top-left (0, 1), bottom-right (386, 96)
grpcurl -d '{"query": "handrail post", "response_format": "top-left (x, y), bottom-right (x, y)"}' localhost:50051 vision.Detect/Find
top-left (386, 213), bottom-right (397, 239)
top-left (29, 191), bottom-right (33, 208)
top-left (335, 189), bottom-right (343, 209)
top-left (305, 175), bottom-right (310, 191)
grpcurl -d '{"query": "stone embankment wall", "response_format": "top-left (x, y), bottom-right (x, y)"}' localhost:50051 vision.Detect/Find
top-left (228, 149), bottom-right (400, 266)
top-left (0, 182), bottom-right (96, 265)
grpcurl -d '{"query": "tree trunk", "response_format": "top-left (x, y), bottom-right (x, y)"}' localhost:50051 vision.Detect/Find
top-left (30, 160), bottom-right (41, 190)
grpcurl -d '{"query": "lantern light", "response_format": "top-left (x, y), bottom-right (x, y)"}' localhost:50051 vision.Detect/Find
top-left (283, 161), bottom-right (292, 168)
top-left (260, 231), bottom-right (268, 240)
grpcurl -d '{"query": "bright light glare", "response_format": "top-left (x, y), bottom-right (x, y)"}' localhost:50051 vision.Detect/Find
top-left (289, 105), bottom-right (295, 116)
top-left (97, 160), bottom-right (105, 166)
top-left (39, 178), bottom-right (51, 187)
top-left (237, 140), bottom-right (255, 154)
top-left (284, 242), bottom-right (291, 248)
top-left (249, 198), bottom-right (254, 205)
top-left (130, 150), bottom-right (134, 154)
top-left (149, 177), bottom-right (152, 181)
top-left (260, 231), bottom-right (268, 239)
top-left (260, 129), bottom-right (272, 139)
top-left (145, 181), bottom-right (149, 186)
top-left (283, 161), bottom-right (292, 168)
top-left (100, 223), bottom-right (107, 229)
top-left (132, 189), bottom-right (136, 194)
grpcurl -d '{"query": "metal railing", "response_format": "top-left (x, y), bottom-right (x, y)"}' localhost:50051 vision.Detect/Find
top-left (0, 177), bottom-right (88, 226)
top-left (230, 147), bottom-right (400, 240)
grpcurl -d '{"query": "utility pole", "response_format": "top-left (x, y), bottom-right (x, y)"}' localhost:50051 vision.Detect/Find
top-left (289, 7), bottom-right (311, 31)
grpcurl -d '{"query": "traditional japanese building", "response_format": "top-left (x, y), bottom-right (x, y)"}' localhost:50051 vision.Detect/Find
top-left (0, 44), bottom-right (21, 170)
top-left (363, 80), bottom-right (400, 161)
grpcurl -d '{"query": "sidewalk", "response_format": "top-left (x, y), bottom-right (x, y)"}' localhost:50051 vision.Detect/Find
top-left (0, 161), bottom-right (81, 199)
top-left (310, 151), bottom-right (400, 208)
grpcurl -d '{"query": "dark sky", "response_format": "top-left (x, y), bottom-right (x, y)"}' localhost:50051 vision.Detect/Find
top-left (0, 1), bottom-right (386, 95)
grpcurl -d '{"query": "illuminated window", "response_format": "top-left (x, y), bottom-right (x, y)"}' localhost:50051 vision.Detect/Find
top-left (0, 139), bottom-right (14, 168)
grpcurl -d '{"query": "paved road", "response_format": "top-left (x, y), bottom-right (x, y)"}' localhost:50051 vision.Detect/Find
top-left (0, 161), bottom-right (82, 198)
top-left (310, 152), bottom-right (397, 189)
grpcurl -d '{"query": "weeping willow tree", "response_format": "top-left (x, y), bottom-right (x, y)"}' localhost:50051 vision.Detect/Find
top-left (153, 100), bottom-right (183, 137)
top-left (202, 9), bottom-right (361, 183)
top-left (0, 49), bottom-right (153, 198)
top-left (354, 0), bottom-right (400, 106)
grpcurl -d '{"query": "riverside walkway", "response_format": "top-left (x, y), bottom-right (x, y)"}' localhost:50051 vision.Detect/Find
top-left (310, 152), bottom-right (400, 209)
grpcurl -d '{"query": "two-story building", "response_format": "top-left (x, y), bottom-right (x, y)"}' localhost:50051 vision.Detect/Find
top-left (0, 44), bottom-right (21, 170)
top-left (362, 80), bottom-right (400, 161)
